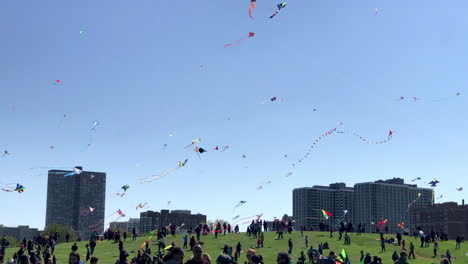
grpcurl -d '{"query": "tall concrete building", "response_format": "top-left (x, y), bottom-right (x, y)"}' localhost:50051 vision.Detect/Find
top-left (353, 178), bottom-right (432, 234)
top-left (140, 210), bottom-right (206, 234)
top-left (45, 167), bottom-right (106, 239)
top-left (412, 201), bottom-right (468, 239)
top-left (293, 183), bottom-right (354, 230)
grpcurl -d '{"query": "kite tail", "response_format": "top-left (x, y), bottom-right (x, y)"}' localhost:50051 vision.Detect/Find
top-left (270, 10), bottom-right (279, 19)
top-left (249, 3), bottom-right (256, 20)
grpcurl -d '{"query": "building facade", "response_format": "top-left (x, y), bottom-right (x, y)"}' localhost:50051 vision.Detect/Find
top-left (412, 201), bottom-right (468, 240)
top-left (293, 183), bottom-right (354, 230)
top-left (109, 218), bottom-right (140, 234)
top-left (140, 210), bottom-right (206, 234)
top-left (45, 167), bottom-right (106, 239)
top-left (109, 221), bottom-right (129, 233)
top-left (0, 225), bottom-right (39, 241)
top-left (353, 178), bottom-right (432, 234)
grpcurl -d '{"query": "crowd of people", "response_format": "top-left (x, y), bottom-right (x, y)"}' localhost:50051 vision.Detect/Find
top-left (0, 219), bottom-right (464, 264)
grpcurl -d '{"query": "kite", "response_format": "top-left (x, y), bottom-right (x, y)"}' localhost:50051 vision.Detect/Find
top-left (436, 195), bottom-right (443, 200)
top-left (2, 151), bottom-right (10, 157)
top-left (115, 184), bottom-right (130, 197)
top-left (456, 187), bottom-right (463, 191)
top-left (80, 207), bottom-right (95, 216)
top-left (79, 30), bottom-right (85, 34)
top-left (87, 121), bottom-right (100, 147)
top-left (285, 172), bottom-right (293, 177)
top-left (291, 126), bottom-right (340, 167)
top-left (136, 203), bottom-right (149, 210)
top-left (411, 177), bottom-right (421, 182)
top-left (333, 210), bottom-right (349, 227)
top-left (232, 215), bottom-right (240, 221)
top-left (89, 209), bottom-right (126, 231)
top-left (224, 32), bottom-right (254, 48)
top-left (271, 97), bottom-right (277, 102)
top-left (269, 3), bottom-right (287, 19)
top-left (377, 219), bottom-right (388, 228)
top-left (185, 138), bottom-right (202, 149)
top-left (63, 167), bottom-right (83, 178)
top-left (428, 179), bottom-right (440, 187)
top-left (249, 0), bottom-right (256, 20)
top-left (57, 114), bottom-right (67, 128)
top-left (139, 230), bottom-right (158, 250)
top-left (221, 146), bottom-right (229, 152)
top-left (233, 201), bottom-right (246, 210)
top-left (140, 159), bottom-right (188, 183)
top-left (163, 144), bottom-right (168, 150)
top-left (50, 146), bottom-right (55, 150)
top-left (321, 210), bottom-right (332, 220)
top-left (194, 147), bottom-right (207, 159)
top-left (408, 193), bottom-right (422, 210)
top-left (242, 155), bottom-right (246, 158)
top-left (54, 80), bottom-right (61, 85)
top-left (335, 129), bottom-right (394, 144)
top-left (167, 201), bottom-right (171, 207)
top-left (1, 183), bottom-right (25, 193)
top-left (374, 8), bottom-right (379, 16)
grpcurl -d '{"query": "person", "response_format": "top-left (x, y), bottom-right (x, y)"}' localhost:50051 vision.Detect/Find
top-left (159, 235), bottom-right (166, 253)
top-left (132, 228), bottom-right (137, 241)
top-left (408, 242), bottom-right (415, 259)
top-left (456, 236), bottom-right (461, 250)
top-left (119, 249), bottom-right (129, 264)
top-left (183, 235), bottom-right (188, 249)
top-left (288, 238), bottom-right (293, 254)
top-left (188, 236), bottom-right (196, 250)
top-left (259, 232), bottom-right (264, 248)
top-left (244, 248), bottom-right (256, 264)
top-left (215, 254), bottom-right (231, 264)
top-left (90, 257), bottom-right (99, 264)
top-left (440, 258), bottom-right (450, 264)
top-left (394, 251), bottom-right (409, 264)
top-left (445, 250), bottom-right (452, 263)
top-left (297, 251), bottom-right (306, 264)
top-left (202, 253), bottom-right (212, 264)
top-left (434, 241), bottom-right (439, 257)
top-left (380, 238), bottom-right (386, 252)
top-left (68, 250), bottom-right (80, 264)
top-left (71, 243), bottom-right (78, 252)
top-left (392, 251), bottom-right (399, 262)
top-left (85, 244), bottom-right (91, 261)
top-left (305, 236), bottom-right (309, 248)
top-left (65, 233), bottom-right (70, 243)
top-left (185, 245), bottom-right (208, 264)
top-left (163, 246), bottom-right (185, 264)
top-left (250, 255), bottom-right (262, 264)
top-left (90, 239), bottom-right (97, 255)
top-left (276, 252), bottom-right (290, 264)
top-left (123, 232), bottom-right (127, 242)
top-left (235, 242), bottom-right (242, 261)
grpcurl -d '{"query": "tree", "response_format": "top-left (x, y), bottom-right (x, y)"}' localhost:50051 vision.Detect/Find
top-left (43, 224), bottom-right (77, 243)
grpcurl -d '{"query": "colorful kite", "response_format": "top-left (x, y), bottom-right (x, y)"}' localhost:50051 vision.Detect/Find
top-left (54, 80), bottom-right (61, 85)
top-left (269, 3), bottom-right (287, 19)
top-left (408, 193), bottom-right (422, 210)
top-left (116, 184), bottom-right (130, 197)
top-left (291, 126), bottom-right (340, 167)
top-left (79, 207), bottom-right (95, 216)
top-left (224, 32), bottom-right (255, 48)
top-left (194, 147), bottom-right (207, 159)
top-left (321, 210), bottom-right (332, 220)
top-left (428, 179), bottom-right (440, 187)
top-left (139, 230), bottom-right (158, 250)
top-left (89, 209), bottom-right (126, 231)
top-left (221, 146), bottom-right (229, 152)
top-left (377, 219), bottom-right (388, 228)
top-left (1, 183), bottom-right (25, 193)
top-left (249, 0), bottom-right (256, 20)
top-left (456, 187), bottom-right (463, 191)
top-left (63, 167), bottom-right (83, 178)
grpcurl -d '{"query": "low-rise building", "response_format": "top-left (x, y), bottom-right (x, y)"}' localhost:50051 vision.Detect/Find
top-left (0, 225), bottom-right (40, 241)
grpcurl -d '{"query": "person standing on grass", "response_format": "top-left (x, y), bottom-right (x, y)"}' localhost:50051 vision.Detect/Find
top-left (189, 236), bottom-right (196, 251)
top-left (132, 228), bottom-right (137, 241)
top-left (456, 236), bottom-right (461, 249)
top-left (65, 233), bottom-right (70, 243)
top-left (380, 238), bottom-right (386, 252)
top-left (260, 232), bottom-right (264, 248)
top-left (288, 238), bottom-right (293, 254)
top-left (433, 241), bottom-right (439, 257)
top-left (408, 242), bottom-right (415, 259)
top-left (305, 236), bottom-right (309, 248)
top-left (90, 239), bottom-right (97, 255)
top-left (392, 251), bottom-right (399, 262)
top-left (183, 235), bottom-right (188, 249)
top-left (235, 242), bottom-right (242, 261)
top-left (123, 232), bottom-right (127, 242)
top-left (85, 244), bottom-right (90, 262)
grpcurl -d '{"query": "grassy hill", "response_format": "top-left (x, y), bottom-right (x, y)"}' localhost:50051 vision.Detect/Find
top-left (4, 231), bottom-right (467, 263)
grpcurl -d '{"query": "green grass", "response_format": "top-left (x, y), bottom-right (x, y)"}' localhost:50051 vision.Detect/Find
top-left (4, 231), bottom-right (467, 263)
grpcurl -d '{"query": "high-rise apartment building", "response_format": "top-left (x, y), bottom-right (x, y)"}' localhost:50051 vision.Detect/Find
top-left (412, 201), bottom-right (468, 239)
top-left (353, 178), bottom-right (432, 233)
top-left (293, 183), bottom-right (353, 229)
top-left (140, 210), bottom-right (206, 234)
top-left (0, 225), bottom-right (39, 241)
top-left (45, 167), bottom-right (106, 239)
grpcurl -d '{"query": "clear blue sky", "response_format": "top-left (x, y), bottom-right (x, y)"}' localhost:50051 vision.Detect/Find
top-left (1, 0), bottom-right (467, 229)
